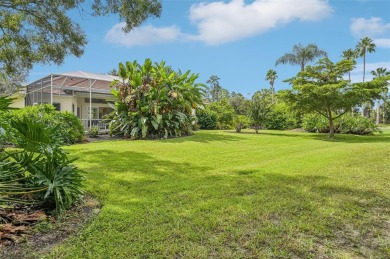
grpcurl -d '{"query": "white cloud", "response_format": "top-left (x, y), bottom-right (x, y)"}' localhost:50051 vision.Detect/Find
top-left (374, 38), bottom-right (390, 48)
top-left (105, 23), bottom-right (183, 47)
top-left (188, 0), bottom-right (332, 45)
top-left (350, 17), bottom-right (390, 38)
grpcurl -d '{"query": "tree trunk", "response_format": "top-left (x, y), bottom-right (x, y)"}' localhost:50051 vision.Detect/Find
top-left (329, 117), bottom-right (335, 138)
top-left (383, 98), bottom-right (387, 124)
top-left (255, 125), bottom-right (259, 134)
top-left (376, 99), bottom-right (380, 124)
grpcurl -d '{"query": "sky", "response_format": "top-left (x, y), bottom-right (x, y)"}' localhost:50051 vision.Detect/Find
top-left (30, 0), bottom-right (390, 98)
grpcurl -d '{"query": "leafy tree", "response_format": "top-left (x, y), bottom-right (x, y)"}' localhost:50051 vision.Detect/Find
top-left (108, 59), bottom-right (205, 139)
top-left (275, 43), bottom-right (327, 71)
top-left (207, 100), bottom-right (235, 129)
top-left (265, 69), bottom-right (277, 102)
top-left (371, 67), bottom-right (390, 124)
top-left (249, 89), bottom-right (273, 134)
top-left (206, 75), bottom-right (222, 102)
top-left (281, 58), bottom-right (388, 137)
top-left (229, 92), bottom-right (250, 115)
top-left (0, 0), bottom-right (162, 80)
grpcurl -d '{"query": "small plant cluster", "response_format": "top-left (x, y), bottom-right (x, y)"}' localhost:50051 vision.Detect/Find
top-left (0, 98), bottom-right (84, 218)
top-left (0, 104), bottom-right (85, 144)
top-left (107, 59), bottom-right (205, 139)
top-left (88, 126), bottom-right (99, 138)
top-left (302, 113), bottom-right (379, 135)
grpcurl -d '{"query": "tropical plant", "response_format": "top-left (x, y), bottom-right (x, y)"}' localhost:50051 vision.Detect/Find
top-left (229, 92), bottom-right (250, 115)
top-left (281, 57), bottom-right (388, 137)
top-left (249, 89), bottom-right (273, 133)
top-left (356, 37), bottom-right (376, 83)
top-left (265, 69), bottom-right (277, 102)
top-left (275, 43), bottom-right (327, 71)
top-left (371, 67), bottom-right (390, 124)
top-left (108, 59), bottom-right (205, 139)
top-left (2, 117), bottom-right (84, 218)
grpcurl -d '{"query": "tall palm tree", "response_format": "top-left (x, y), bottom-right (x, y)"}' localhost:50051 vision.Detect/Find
top-left (371, 67), bottom-right (390, 124)
top-left (341, 48), bottom-right (357, 81)
top-left (356, 37), bottom-right (376, 83)
top-left (356, 37), bottom-right (376, 116)
top-left (275, 43), bottom-right (327, 71)
top-left (265, 69), bottom-right (277, 103)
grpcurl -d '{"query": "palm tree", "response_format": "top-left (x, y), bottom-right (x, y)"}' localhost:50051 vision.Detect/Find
top-left (371, 67), bottom-right (390, 124)
top-left (356, 37), bottom-right (376, 116)
top-left (341, 49), bottom-right (357, 81)
top-left (265, 69), bottom-right (277, 103)
top-left (356, 37), bottom-right (376, 83)
top-left (206, 75), bottom-right (221, 102)
top-left (275, 43), bottom-right (327, 71)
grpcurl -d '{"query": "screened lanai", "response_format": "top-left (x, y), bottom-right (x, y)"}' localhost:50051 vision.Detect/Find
top-left (26, 71), bottom-right (119, 129)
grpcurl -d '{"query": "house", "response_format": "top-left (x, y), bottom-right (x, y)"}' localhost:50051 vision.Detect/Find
top-left (18, 71), bottom-right (119, 129)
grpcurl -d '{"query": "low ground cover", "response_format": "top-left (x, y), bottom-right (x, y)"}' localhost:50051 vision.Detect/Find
top-left (46, 130), bottom-right (389, 258)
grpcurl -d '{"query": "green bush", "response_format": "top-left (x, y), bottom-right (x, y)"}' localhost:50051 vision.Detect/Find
top-left (337, 114), bottom-right (379, 135)
top-left (207, 100), bottom-right (235, 129)
top-left (302, 113), bottom-right (379, 135)
top-left (196, 109), bottom-right (218, 129)
top-left (302, 114), bottom-right (329, 133)
top-left (234, 115), bottom-right (251, 133)
top-left (265, 103), bottom-right (299, 130)
top-left (88, 126), bottom-right (100, 138)
top-left (10, 104), bottom-right (85, 144)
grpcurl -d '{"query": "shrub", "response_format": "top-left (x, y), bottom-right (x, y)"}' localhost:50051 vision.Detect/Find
top-left (303, 113), bottom-right (379, 135)
top-left (302, 114), bottom-right (329, 133)
top-left (10, 104), bottom-right (85, 144)
top-left (337, 114), bottom-right (379, 135)
top-left (264, 103), bottom-right (299, 130)
top-left (196, 109), bottom-right (218, 129)
top-left (234, 115), bottom-right (251, 133)
top-left (88, 126), bottom-right (100, 138)
top-left (207, 100), bottom-right (235, 129)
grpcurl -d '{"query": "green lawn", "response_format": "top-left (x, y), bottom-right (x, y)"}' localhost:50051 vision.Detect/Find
top-left (49, 130), bottom-right (389, 258)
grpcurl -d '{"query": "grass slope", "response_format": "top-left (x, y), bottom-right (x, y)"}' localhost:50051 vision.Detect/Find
top-left (50, 130), bottom-right (389, 258)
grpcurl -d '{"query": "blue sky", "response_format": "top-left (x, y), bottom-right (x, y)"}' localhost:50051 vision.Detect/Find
top-left (30, 0), bottom-right (390, 98)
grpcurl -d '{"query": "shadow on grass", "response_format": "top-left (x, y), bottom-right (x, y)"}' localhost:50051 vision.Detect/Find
top-left (163, 130), bottom-right (244, 143)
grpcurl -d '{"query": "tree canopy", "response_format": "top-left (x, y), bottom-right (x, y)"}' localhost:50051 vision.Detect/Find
top-left (281, 58), bottom-right (389, 137)
top-left (0, 0), bottom-right (162, 80)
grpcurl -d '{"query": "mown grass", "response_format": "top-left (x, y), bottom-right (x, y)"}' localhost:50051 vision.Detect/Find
top-left (48, 129), bottom-right (389, 258)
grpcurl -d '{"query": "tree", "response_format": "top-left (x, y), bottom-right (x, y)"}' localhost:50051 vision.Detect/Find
top-left (341, 49), bottom-right (357, 81)
top-left (229, 92), bottom-right (250, 114)
top-left (0, 0), bottom-right (162, 81)
top-left (249, 89), bottom-right (273, 134)
top-left (265, 69), bottom-right (277, 102)
top-left (356, 37), bottom-right (376, 83)
top-left (275, 43), bottom-right (327, 71)
top-left (356, 37), bottom-right (376, 116)
top-left (371, 67), bottom-right (390, 124)
top-left (281, 58), bottom-right (388, 138)
top-left (0, 70), bottom-right (24, 96)
top-left (206, 75), bottom-right (222, 102)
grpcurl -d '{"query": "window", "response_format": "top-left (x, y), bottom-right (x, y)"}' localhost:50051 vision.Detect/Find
top-left (53, 102), bottom-right (61, 111)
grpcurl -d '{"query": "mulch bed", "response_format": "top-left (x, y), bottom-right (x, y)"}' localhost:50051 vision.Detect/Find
top-left (0, 195), bottom-right (101, 258)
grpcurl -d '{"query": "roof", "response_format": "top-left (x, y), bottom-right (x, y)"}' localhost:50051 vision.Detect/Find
top-left (57, 71), bottom-right (120, 82)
